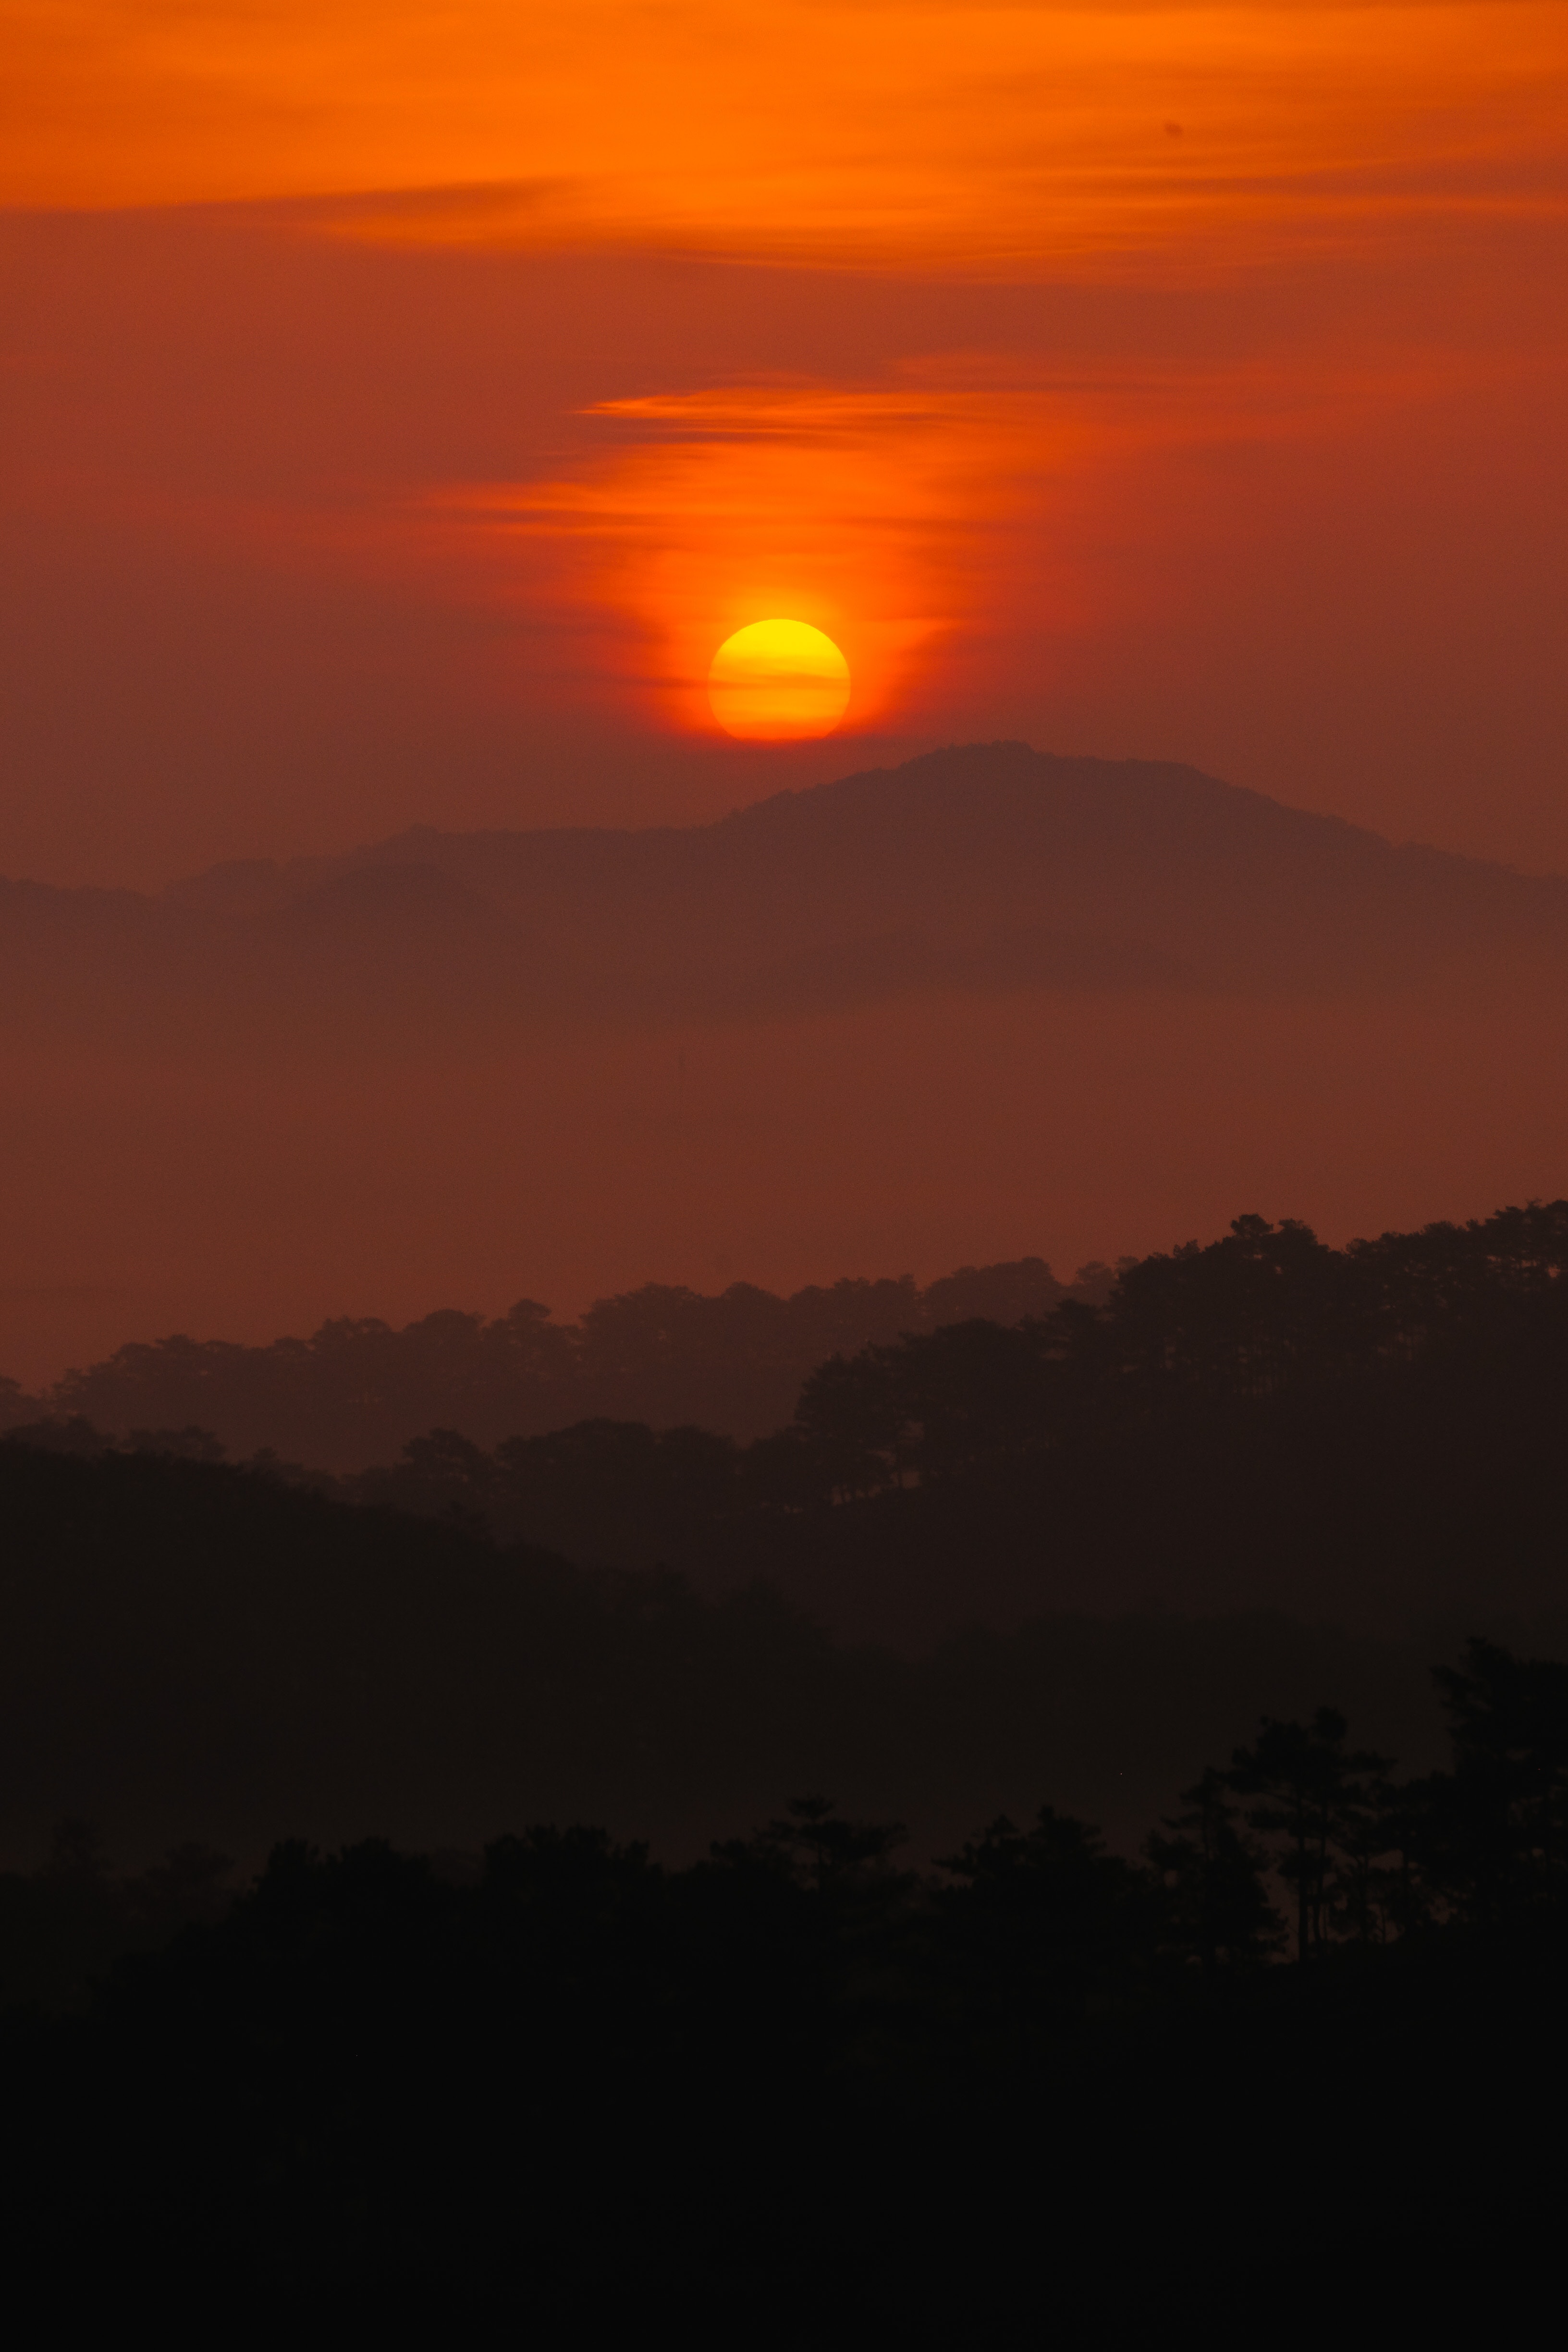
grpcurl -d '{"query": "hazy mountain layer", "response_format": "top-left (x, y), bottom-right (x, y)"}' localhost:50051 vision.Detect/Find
top-left (6, 743), bottom-right (1566, 1054)
top-left (1, 1254), bottom-right (1085, 1464)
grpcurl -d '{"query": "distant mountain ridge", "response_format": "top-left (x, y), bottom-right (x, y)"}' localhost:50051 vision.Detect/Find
top-left (5, 744), bottom-right (1565, 1052)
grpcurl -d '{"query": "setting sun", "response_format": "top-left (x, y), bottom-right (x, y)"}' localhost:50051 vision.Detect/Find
top-left (707, 619), bottom-right (851, 741)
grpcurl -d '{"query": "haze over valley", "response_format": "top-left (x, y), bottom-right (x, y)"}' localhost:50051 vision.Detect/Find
top-left (6, 742), bottom-right (1568, 1384)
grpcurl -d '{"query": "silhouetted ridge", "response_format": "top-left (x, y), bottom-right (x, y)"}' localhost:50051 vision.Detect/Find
top-left (6, 743), bottom-right (1568, 1050)
top-left (12, 1198), bottom-right (1568, 1645)
top-left (321, 1196), bottom-right (1568, 1639)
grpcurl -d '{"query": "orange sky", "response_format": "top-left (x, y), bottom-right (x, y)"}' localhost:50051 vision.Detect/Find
top-left (9, 4), bottom-right (1566, 254)
top-left (2, 2), bottom-right (1567, 881)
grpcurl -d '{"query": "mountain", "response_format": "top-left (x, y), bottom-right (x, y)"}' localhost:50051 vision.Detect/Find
top-left (7, 743), bottom-right (1566, 1054)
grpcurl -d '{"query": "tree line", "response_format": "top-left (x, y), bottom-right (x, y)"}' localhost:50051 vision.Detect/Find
top-left (343, 1201), bottom-right (1568, 1624)
top-left (0, 1255), bottom-right (1083, 1466)
top-left (19, 1199), bottom-right (1568, 1520)
top-left (7, 1632), bottom-right (1560, 2014)
top-left (5, 1636), bottom-right (1566, 2329)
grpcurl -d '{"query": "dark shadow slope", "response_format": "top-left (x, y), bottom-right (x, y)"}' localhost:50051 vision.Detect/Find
top-left (0, 1444), bottom-right (1452, 1869)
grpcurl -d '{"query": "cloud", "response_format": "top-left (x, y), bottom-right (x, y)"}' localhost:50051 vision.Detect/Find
top-left (7, 4), bottom-right (1565, 278)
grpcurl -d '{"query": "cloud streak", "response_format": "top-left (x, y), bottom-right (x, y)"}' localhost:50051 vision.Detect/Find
top-left (7, 4), bottom-right (1566, 274)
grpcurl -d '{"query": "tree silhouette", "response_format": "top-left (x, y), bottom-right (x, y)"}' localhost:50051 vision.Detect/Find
top-left (792, 1351), bottom-right (912, 1498)
top-left (734, 1794), bottom-right (908, 1893)
top-left (1403, 1638), bottom-right (1568, 1926)
top-left (1145, 1768), bottom-right (1284, 1975)
top-left (936, 1806), bottom-right (1157, 2072)
top-left (1225, 1711), bottom-right (1393, 1960)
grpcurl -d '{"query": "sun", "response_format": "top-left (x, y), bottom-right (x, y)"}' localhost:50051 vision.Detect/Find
top-left (708, 618), bottom-right (851, 741)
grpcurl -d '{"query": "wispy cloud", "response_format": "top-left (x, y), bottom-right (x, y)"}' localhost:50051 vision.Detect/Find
top-left (422, 335), bottom-right (1522, 730)
top-left (7, 4), bottom-right (1566, 277)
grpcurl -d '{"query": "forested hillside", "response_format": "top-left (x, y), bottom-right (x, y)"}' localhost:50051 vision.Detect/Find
top-left (13, 1200), bottom-right (1568, 1642)
top-left (6, 1200), bottom-right (1567, 2325)
top-left (1, 1255), bottom-right (1081, 1463)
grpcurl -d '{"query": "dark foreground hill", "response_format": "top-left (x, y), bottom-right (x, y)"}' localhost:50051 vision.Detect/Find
top-left (6, 742), bottom-right (1568, 1054)
top-left (9, 1894), bottom-right (1567, 2338)
top-left (5, 1643), bottom-right (1567, 2333)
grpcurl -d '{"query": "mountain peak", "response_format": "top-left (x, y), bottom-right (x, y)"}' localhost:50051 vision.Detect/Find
top-left (7, 743), bottom-right (1560, 1056)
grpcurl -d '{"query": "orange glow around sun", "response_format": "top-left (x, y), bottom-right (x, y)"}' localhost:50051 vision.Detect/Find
top-left (708, 621), bottom-right (851, 741)
top-left (431, 354), bottom-right (1438, 739)
top-left (8, 0), bottom-right (1566, 780)
top-left (427, 379), bottom-right (1077, 735)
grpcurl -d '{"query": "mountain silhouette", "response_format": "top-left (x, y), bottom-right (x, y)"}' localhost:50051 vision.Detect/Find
top-left (7, 744), bottom-right (1565, 1054)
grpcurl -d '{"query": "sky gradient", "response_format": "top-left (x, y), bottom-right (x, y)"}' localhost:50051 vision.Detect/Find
top-left (3, 2), bottom-right (1565, 884)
